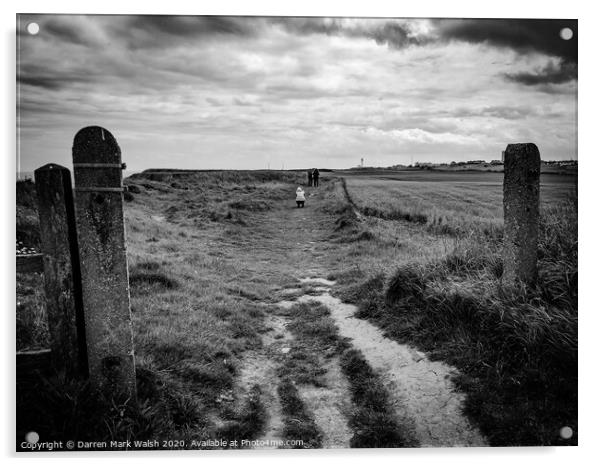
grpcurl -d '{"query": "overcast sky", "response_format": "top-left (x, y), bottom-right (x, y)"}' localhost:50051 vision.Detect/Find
top-left (17, 15), bottom-right (577, 171)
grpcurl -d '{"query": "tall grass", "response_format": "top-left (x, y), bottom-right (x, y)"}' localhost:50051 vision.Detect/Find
top-left (342, 197), bottom-right (577, 446)
top-left (16, 272), bottom-right (49, 351)
top-left (16, 170), bottom-right (305, 449)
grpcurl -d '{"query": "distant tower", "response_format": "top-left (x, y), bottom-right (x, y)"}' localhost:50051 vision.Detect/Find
top-left (361, 157), bottom-right (364, 168)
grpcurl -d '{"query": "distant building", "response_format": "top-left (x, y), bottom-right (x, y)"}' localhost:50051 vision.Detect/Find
top-left (501, 150), bottom-right (506, 163)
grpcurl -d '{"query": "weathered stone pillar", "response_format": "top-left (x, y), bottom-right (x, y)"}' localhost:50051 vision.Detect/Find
top-left (502, 143), bottom-right (541, 286)
top-left (34, 164), bottom-right (88, 377)
top-left (72, 126), bottom-right (137, 403)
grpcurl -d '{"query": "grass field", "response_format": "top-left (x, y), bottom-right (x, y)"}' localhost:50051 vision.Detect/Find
top-left (328, 170), bottom-right (578, 446)
top-left (16, 167), bottom-right (577, 448)
top-left (340, 170), bottom-right (576, 237)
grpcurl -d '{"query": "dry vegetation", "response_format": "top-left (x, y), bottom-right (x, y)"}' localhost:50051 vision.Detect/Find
top-left (17, 170), bottom-right (313, 447)
top-left (16, 167), bottom-right (577, 448)
top-left (328, 171), bottom-right (578, 446)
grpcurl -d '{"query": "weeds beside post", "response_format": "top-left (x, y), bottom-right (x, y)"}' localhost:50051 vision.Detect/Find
top-left (72, 126), bottom-right (137, 404)
top-left (34, 164), bottom-right (88, 377)
top-left (502, 143), bottom-right (540, 286)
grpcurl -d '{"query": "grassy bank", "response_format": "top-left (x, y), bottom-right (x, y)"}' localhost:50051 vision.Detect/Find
top-left (16, 170), bottom-right (309, 448)
top-left (332, 176), bottom-right (577, 446)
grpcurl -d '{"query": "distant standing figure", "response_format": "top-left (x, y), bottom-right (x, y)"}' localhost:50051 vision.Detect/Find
top-left (312, 168), bottom-right (320, 187)
top-left (296, 187), bottom-right (306, 208)
top-left (307, 169), bottom-right (313, 187)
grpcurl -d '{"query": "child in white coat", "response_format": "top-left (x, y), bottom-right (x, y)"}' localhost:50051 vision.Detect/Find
top-left (296, 187), bottom-right (306, 208)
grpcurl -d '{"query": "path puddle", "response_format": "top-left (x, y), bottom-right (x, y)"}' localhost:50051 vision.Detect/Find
top-left (278, 280), bottom-right (488, 448)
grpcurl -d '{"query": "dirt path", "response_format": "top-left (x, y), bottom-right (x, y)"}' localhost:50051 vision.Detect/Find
top-left (296, 359), bottom-right (353, 448)
top-left (236, 316), bottom-right (291, 449)
top-left (234, 181), bottom-right (487, 448)
top-left (278, 279), bottom-right (488, 447)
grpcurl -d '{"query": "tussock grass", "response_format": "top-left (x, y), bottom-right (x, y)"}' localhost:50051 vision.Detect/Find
top-left (17, 367), bottom-right (208, 450)
top-left (129, 272), bottom-right (180, 291)
top-left (214, 385), bottom-right (268, 447)
top-left (16, 179), bottom-right (40, 247)
top-left (16, 167), bottom-right (577, 448)
top-left (228, 199), bottom-right (272, 212)
top-left (16, 272), bottom-right (49, 351)
top-left (340, 196), bottom-right (577, 446)
top-left (132, 169), bottom-right (307, 186)
top-left (16, 170), bottom-right (308, 447)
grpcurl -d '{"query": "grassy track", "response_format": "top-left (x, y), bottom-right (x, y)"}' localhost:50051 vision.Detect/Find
top-left (16, 168), bottom-right (577, 447)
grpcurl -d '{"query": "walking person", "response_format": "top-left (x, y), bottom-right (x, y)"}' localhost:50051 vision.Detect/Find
top-left (295, 186), bottom-right (306, 208)
top-left (307, 169), bottom-right (313, 187)
top-left (312, 168), bottom-right (320, 187)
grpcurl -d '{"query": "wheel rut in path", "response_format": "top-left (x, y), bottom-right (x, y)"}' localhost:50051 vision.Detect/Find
top-left (277, 277), bottom-right (488, 448)
top-left (296, 358), bottom-right (353, 448)
top-left (235, 316), bottom-right (291, 449)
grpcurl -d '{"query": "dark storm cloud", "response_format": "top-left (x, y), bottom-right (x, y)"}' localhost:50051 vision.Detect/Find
top-left (18, 75), bottom-right (76, 90)
top-left (370, 22), bottom-right (429, 48)
top-left (274, 18), bottom-right (577, 62)
top-left (127, 16), bottom-right (257, 37)
top-left (275, 18), bottom-right (578, 84)
top-left (16, 15), bottom-right (578, 170)
top-left (272, 18), bottom-right (428, 49)
top-left (115, 16), bottom-right (261, 49)
top-left (435, 19), bottom-right (577, 62)
top-left (17, 63), bottom-right (94, 90)
top-left (43, 18), bottom-right (99, 46)
top-left (504, 60), bottom-right (577, 86)
top-left (435, 19), bottom-right (577, 83)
